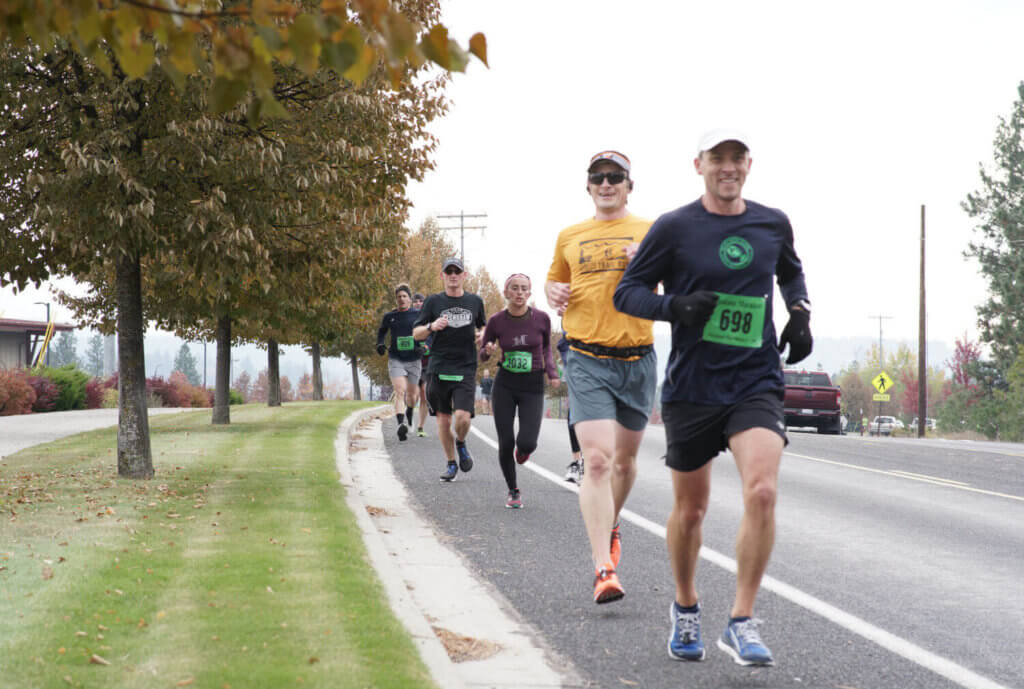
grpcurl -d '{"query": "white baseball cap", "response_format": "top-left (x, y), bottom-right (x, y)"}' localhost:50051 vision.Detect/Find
top-left (696, 129), bottom-right (750, 156)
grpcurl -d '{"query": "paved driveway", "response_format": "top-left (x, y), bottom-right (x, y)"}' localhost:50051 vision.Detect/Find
top-left (0, 408), bottom-right (197, 459)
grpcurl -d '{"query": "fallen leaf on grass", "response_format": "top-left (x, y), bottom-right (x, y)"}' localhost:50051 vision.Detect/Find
top-left (75, 631), bottom-right (87, 637)
top-left (175, 678), bottom-right (195, 686)
top-left (89, 654), bottom-right (110, 665)
top-left (42, 566), bottom-right (54, 580)
top-left (308, 657), bottom-right (319, 664)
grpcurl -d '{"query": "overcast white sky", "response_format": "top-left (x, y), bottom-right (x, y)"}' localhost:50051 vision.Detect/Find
top-left (3, 0), bottom-right (1022, 352)
top-left (405, 0), bottom-right (1024, 347)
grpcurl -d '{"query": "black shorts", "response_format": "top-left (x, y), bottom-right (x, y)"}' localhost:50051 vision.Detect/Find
top-left (662, 392), bottom-right (787, 472)
top-left (425, 373), bottom-right (476, 417)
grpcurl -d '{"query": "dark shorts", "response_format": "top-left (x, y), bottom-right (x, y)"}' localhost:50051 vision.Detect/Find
top-left (426, 373), bottom-right (476, 417)
top-left (662, 392), bottom-right (787, 472)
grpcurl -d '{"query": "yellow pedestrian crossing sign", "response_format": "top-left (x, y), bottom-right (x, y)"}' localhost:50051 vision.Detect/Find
top-left (872, 372), bottom-right (894, 394)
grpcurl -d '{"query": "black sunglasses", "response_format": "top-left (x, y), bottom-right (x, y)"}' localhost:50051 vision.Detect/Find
top-left (444, 267), bottom-right (463, 275)
top-left (588, 171), bottom-right (628, 185)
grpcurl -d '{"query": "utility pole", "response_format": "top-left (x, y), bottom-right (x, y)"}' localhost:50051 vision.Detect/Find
top-left (437, 211), bottom-right (487, 262)
top-left (869, 314), bottom-right (893, 430)
top-left (918, 204), bottom-right (927, 438)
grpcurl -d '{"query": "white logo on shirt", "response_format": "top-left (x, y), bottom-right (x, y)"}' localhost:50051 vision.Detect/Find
top-left (442, 307), bottom-right (474, 328)
top-left (512, 335), bottom-right (528, 347)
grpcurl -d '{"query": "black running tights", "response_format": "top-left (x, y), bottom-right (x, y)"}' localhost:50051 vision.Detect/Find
top-left (491, 382), bottom-right (544, 491)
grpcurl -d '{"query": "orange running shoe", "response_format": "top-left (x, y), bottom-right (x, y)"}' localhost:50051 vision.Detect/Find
top-left (593, 563), bottom-right (624, 604)
top-left (610, 523), bottom-right (622, 568)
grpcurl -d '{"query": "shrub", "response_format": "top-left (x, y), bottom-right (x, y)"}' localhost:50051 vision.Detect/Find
top-left (38, 364), bottom-right (89, 410)
top-left (85, 378), bottom-right (105, 409)
top-left (0, 368), bottom-right (37, 416)
top-left (27, 374), bottom-right (60, 412)
top-left (101, 387), bottom-right (119, 408)
top-left (229, 389), bottom-right (244, 405)
top-left (86, 373), bottom-right (119, 409)
top-left (146, 376), bottom-right (186, 408)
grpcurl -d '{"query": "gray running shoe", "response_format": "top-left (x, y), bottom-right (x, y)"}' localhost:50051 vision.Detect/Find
top-left (564, 461), bottom-right (582, 484)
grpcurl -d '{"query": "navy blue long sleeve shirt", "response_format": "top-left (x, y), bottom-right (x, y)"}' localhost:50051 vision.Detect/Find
top-left (614, 199), bottom-right (809, 405)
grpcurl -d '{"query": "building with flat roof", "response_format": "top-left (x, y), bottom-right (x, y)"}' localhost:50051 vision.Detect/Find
top-left (0, 318), bottom-right (76, 369)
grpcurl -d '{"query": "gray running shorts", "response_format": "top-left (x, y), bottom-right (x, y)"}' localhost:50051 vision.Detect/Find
top-left (388, 358), bottom-right (421, 386)
top-left (566, 348), bottom-right (656, 432)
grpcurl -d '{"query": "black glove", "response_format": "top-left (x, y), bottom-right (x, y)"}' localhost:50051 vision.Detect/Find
top-left (669, 291), bottom-right (720, 328)
top-left (376, 343), bottom-right (387, 356)
top-left (778, 307), bottom-right (812, 364)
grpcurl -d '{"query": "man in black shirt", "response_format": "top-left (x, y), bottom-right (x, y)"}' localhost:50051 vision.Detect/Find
top-left (413, 257), bottom-right (487, 482)
top-left (376, 284), bottom-right (423, 441)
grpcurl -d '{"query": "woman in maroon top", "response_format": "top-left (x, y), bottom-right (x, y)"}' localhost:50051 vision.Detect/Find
top-left (479, 274), bottom-right (560, 509)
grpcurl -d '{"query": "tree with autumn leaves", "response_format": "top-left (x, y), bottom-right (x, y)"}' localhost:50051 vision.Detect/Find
top-left (0, 1), bottom-right (484, 478)
top-left (332, 217), bottom-right (505, 395)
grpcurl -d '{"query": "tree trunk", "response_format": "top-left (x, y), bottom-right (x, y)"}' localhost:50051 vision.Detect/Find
top-left (268, 339), bottom-right (281, 407)
top-left (312, 342), bottom-right (323, 401)
top-left (212, 311), bottom-right (231, 424)
top-left (350, 355), bottom-right (361, 400)
top-left (116, 250), bottom-right (153, 479)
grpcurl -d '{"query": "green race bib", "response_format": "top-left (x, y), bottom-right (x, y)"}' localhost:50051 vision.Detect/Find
top-left (701, 293), bottom-right (765, 348)
top-left (501, 350), bottom-right (533, 373)
top-left (438, 374), bottom-right (464, 382)
top-left (396, 336), bottom-right (414, 351)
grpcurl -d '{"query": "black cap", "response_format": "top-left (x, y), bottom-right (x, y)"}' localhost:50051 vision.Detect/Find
top-left (442, 256), bottom-right (464, 271)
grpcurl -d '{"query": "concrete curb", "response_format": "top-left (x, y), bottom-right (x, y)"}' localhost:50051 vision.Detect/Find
top-left (335, 405), bottom-right (470, 689)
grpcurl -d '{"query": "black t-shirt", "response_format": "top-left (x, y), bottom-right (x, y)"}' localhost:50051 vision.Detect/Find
top-left (414, 291), bottom-right (486, 377)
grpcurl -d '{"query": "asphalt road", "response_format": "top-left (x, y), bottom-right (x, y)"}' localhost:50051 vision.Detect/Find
top-left (386, 417), bottom-right (1023, 689)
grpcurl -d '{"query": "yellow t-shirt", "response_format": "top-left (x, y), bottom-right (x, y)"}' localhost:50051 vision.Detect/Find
top-left (546, 214), bottom-right (654, 351)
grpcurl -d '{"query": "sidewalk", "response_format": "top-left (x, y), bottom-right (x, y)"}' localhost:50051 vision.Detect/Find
top-left (0, 407), bottom-right (195, 459)
top-left (338, 406), bottom-right (574, 689)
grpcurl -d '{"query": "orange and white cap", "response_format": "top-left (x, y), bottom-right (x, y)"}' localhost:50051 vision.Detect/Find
top-left (587, 150), bottom-right (631, 173)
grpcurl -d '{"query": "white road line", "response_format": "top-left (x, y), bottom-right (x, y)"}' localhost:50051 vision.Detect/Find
top-left (786, 451), bottom-right (1024, 502)
top-left (889, 469), bottom-right (970, 486)
top-left (469, 426), bottom-right (1011, 689)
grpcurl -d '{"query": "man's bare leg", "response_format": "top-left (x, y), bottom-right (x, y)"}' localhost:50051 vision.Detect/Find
top-left (667, 463), bottom-right (712, 607)
top-left (727, 427), bottom-right (783, 618)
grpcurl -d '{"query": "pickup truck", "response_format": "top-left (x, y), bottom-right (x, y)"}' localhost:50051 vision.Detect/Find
top-left (783, 369), bottom-right (843, 434)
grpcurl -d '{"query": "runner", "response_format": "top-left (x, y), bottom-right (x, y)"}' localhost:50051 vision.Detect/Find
top-left (479, 370), bottom-right (494, 415)
top-left (545, 150), bottom-right (656, 604)
top-left (413, 293), bottom-right (431, 437)
top-left (375, 283), bottom-right (422, 441)
top-left (479, 273), bottom-right (560, 509)
top-left (614, 129), bottom-right (812, 666)
top-left (413, 257), bottom-right (487, 482)
top-left (557, 332), bottom-right (584, 484)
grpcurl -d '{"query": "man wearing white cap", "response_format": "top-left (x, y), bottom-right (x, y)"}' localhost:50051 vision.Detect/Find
top-left (545, 150), bottom-right (656, 605)
top-left (614, 130), bottom-right (812, 667)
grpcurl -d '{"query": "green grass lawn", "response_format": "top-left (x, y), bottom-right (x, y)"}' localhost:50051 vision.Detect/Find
top-left (0, 401), bottom-right (440, 689)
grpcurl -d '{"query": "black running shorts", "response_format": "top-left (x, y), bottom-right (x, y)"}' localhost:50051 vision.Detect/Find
top-left (425, 373), bottom-right (476, 417)
top-left (662, 392), bottom-right (787, 472)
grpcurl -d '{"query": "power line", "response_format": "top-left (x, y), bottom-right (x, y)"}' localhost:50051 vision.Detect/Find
top-left (437, 211), bottom-right (487, 262)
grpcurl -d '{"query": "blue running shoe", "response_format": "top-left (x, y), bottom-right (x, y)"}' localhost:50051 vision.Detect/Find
top-left (456, 444), bottom-right (473, 472)
top-left (717, 618), bottom-right (774, 666)
top-left (667, 602), bottom-right (705, 661)
top-left (439, 462), bottom-right (458, 482)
